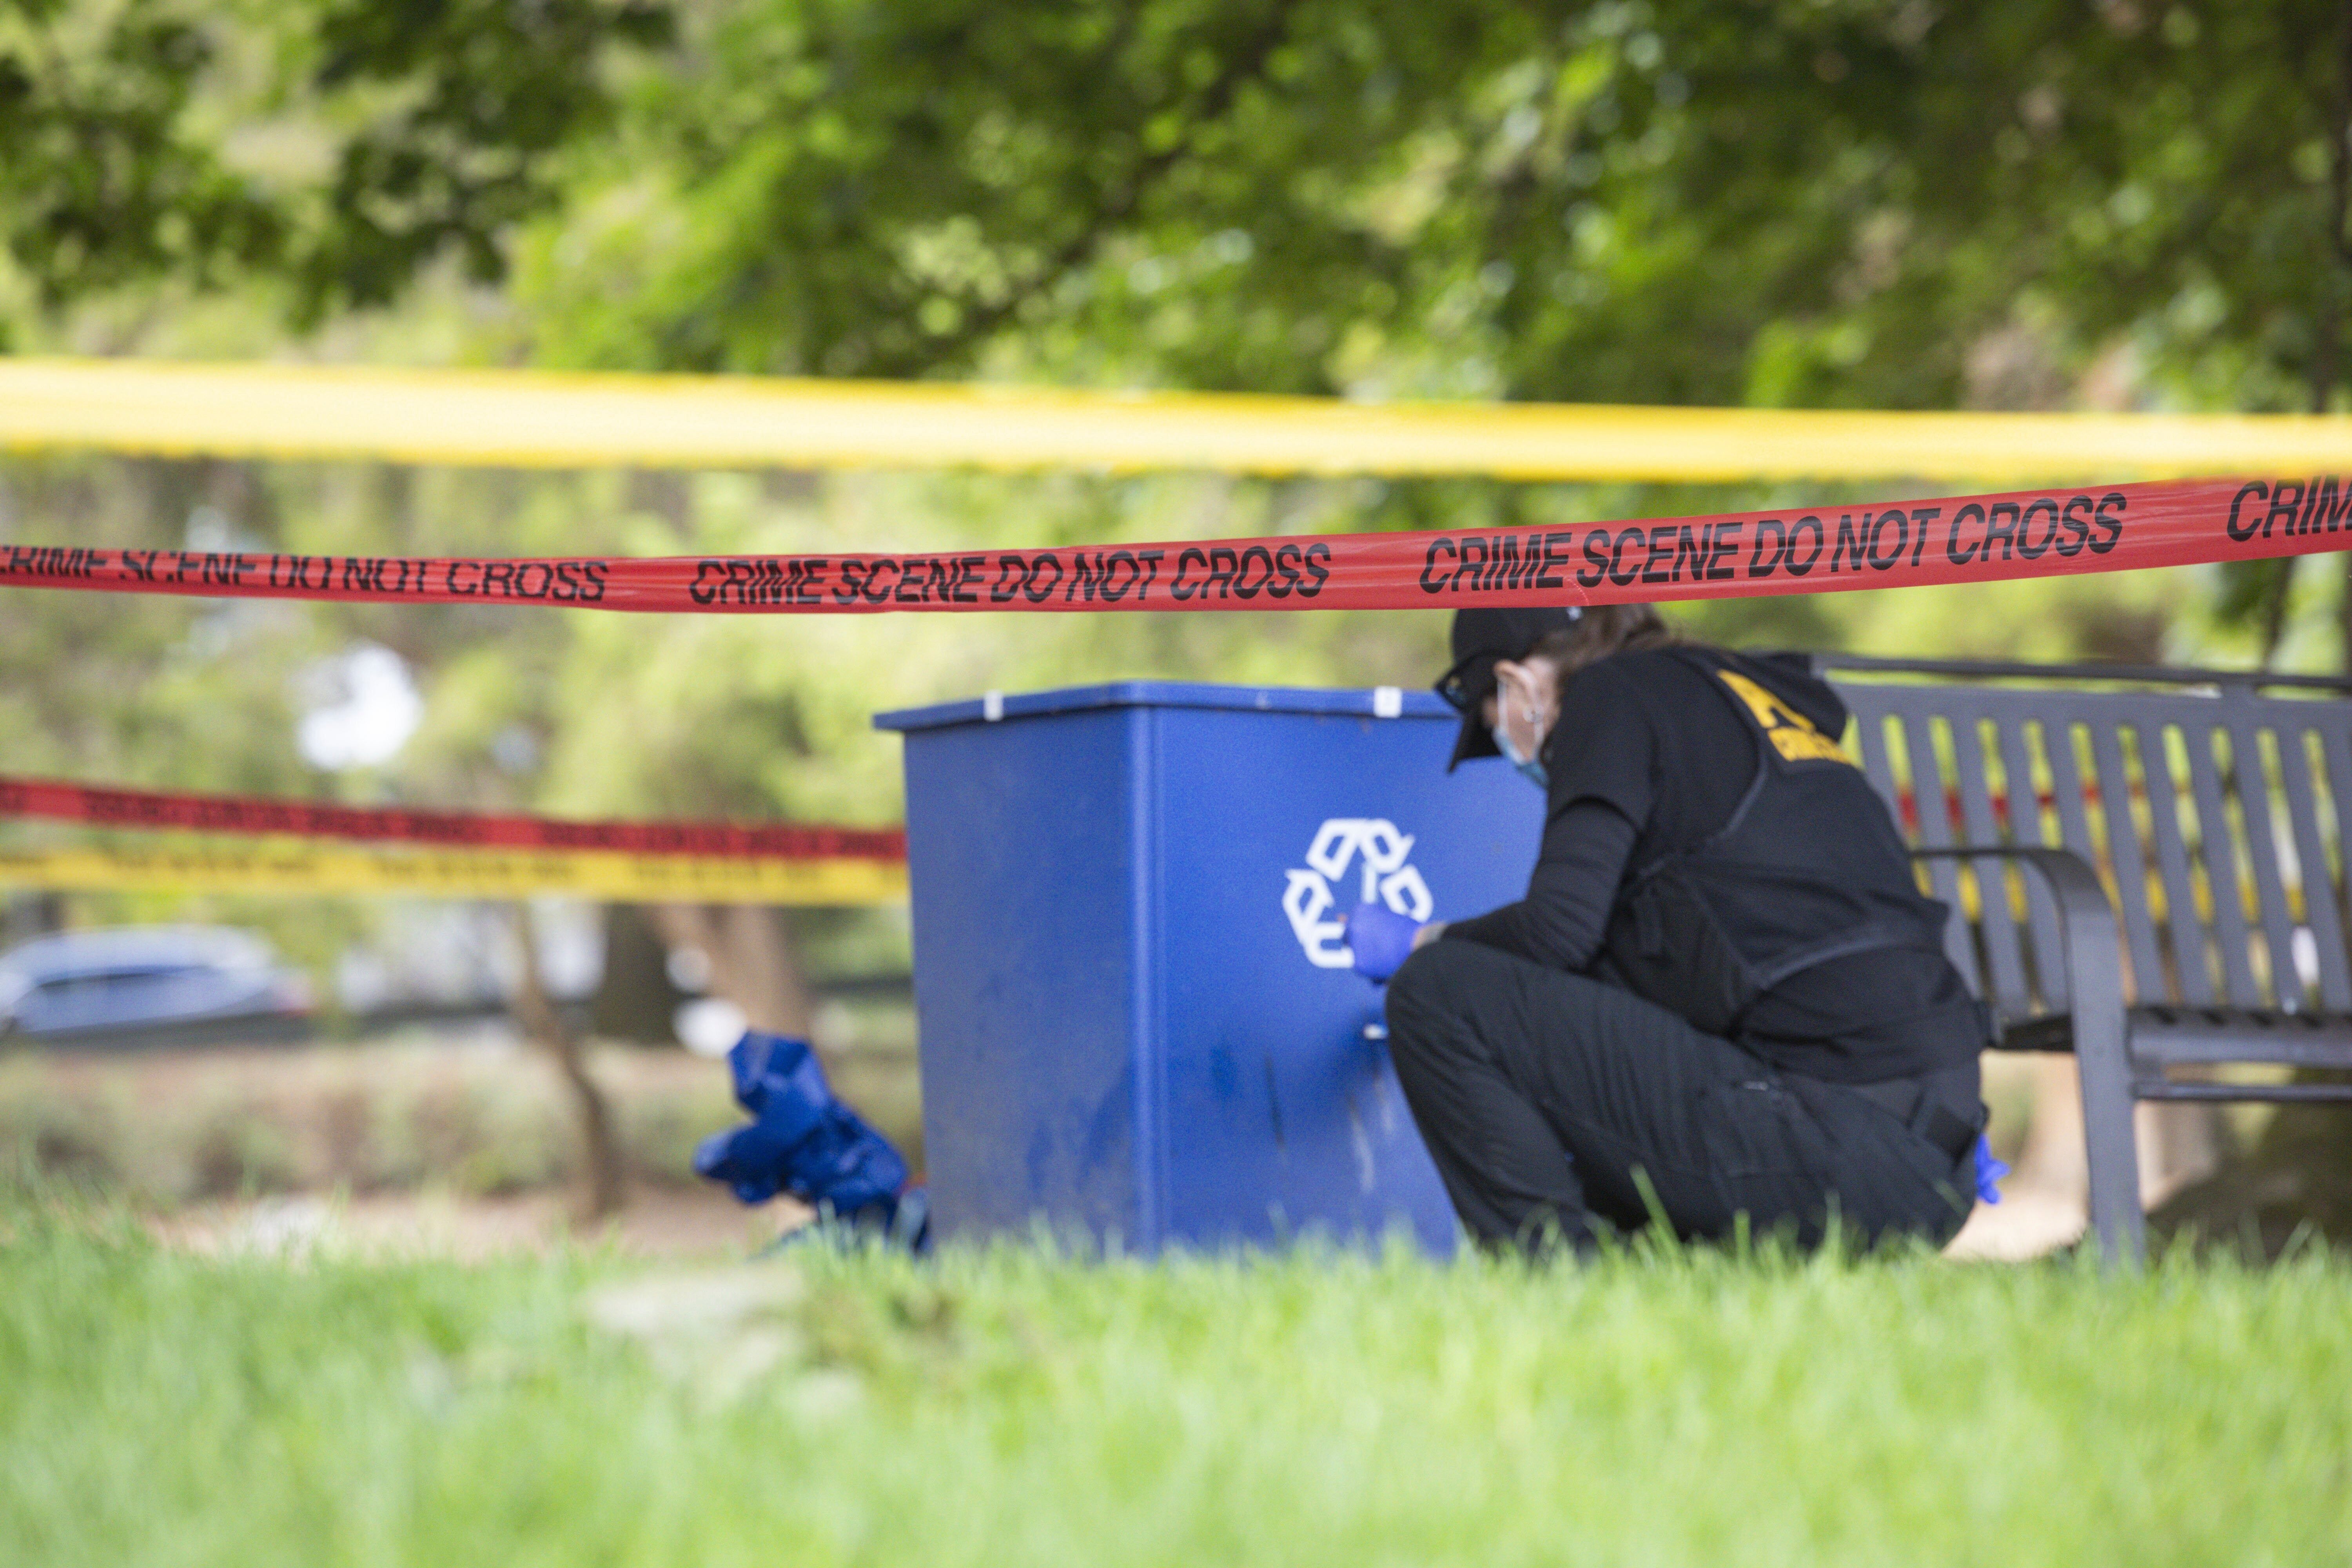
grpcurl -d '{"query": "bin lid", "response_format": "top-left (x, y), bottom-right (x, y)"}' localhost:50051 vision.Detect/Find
top-left (873, 681), bottom-right (1453, 732)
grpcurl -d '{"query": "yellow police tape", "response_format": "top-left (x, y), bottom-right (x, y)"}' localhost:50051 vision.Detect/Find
top-left (5, 356), bottom-right (2350, 482)
top-left (0, 843), bottom-right (907, 905)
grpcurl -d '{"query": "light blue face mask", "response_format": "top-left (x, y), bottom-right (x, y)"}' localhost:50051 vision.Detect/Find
top-left (1492, 724), bottom-right (1548, 792)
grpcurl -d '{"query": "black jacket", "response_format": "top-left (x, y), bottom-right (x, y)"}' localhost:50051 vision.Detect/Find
top-left (1444, 645), bottom-right (1983, 1083)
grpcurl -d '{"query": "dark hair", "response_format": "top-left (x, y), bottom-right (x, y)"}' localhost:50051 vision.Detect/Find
top-left (1528, 604), bottom-right (1675, 678)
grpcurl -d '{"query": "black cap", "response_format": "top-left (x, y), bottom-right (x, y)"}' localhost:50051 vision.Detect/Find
top-left (1435, 607), bottom-right (1583, 771)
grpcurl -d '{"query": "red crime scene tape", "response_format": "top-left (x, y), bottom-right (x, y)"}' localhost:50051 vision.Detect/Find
top-left (0, 775), bottom-right (905, 862)
top-left (2, 477), bottom-right (2347, 614)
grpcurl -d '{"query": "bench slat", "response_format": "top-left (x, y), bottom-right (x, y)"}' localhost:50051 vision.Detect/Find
top-left (2132, 1034), bottom-right (2352, 1068)
top-left (2180, 711), bottom-right (2264, 1006)
top-left (1951, 712), bottom-right (2034, 1011)
top-left (1996, 715), bottom-right (2069, 1010)
top-left (1859, 708), bottom-right (1984, 991)
top-left (2277, 717), bottom-right (2352, 1011)
top-left (2134, 718), bottom-right (2217, 1006)
top-left (2222, 705), bottom-right (2306, 1011)
top-left (1851, 707), bottom-right (1900, 825)
top-left (2040, 714), bottom-right (2116, 1001)
top-left (1895, 706), bottom-right (1985, 1000)
top-left (2135, 1080), bottom-right (2352, 1103)
top-left (2086, 719), bottom-right (2169, 1007)
top-left (2317, 722), bottom-right (2352, 1009)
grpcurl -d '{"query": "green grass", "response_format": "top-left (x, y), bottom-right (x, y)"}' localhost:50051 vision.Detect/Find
top-left (4, 1203), bottom-right (2349, 1568)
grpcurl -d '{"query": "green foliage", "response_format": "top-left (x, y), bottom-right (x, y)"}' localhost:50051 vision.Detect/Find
top-left (0, 0), bottom-right (280, 326)
top-left (0, 457), bottom-right (324, 792)
top-left (3, 1210), bottom-right (2351, 1566)
top-left (503, 0), bottom-right (2352, 419)
top-left (8, 0), bottom-right (2352, 980)
top-left (289, 0), bottom-right (672, 323)
top-left (0, 0), bottom-right (671, 336)
top-left (532, 469), bottom-right (1461, 823)
top-left (15, 0), bottom-right (2344, 418)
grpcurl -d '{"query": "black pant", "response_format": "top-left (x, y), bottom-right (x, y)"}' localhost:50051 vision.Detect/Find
top-left (1385, 940), bottom-right (1978, 1253)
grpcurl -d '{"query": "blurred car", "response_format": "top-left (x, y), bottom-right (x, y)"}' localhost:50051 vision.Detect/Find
top-left (0, 926), bottom-right (315, 1046)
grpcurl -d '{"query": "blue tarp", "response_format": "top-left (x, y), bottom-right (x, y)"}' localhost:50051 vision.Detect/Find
top-left (694, 1030), bottom-right (927, 1248)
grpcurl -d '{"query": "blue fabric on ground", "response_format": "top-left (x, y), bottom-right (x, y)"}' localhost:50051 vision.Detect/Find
top-left (693, 1031), bottom-right (921, 1244)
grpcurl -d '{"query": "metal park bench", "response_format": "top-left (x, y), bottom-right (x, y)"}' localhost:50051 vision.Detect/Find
top-left (1814, 655), bottom-right (2352, 1263)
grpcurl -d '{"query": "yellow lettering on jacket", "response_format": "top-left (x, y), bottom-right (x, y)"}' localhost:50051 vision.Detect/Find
top-left (1717, 671), bottom-right (1855, 765)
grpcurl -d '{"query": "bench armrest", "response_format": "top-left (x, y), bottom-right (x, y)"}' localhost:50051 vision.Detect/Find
top-left (1910, 844), bottom-right (2140, 1264)
top-left (1908, 845), bottom-right (2124, 1021)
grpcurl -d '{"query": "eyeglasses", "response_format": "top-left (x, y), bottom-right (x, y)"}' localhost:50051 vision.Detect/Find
top-left (1433, 653), bottom-right (1499, 716)
top-left (1432, 606), bottom-right (1583, 713)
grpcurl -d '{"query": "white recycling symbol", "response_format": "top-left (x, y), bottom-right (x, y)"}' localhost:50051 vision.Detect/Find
top-left (1281, 817), bottom-right (1434, 969)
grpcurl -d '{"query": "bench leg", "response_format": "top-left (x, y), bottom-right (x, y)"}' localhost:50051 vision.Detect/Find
top-left (1913, 845), bottom-right (2141, 1265)
top-left (2074, 1001), bottom-right (2145, 1268)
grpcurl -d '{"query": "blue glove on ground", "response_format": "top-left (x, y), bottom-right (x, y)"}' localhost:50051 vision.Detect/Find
top-left (1347, 900), bottom-right (1424, 984)
top-left (1973, 1134), bottom-right (2010, 1207)
top-left (693, 1030), bottom-right (926, 1248)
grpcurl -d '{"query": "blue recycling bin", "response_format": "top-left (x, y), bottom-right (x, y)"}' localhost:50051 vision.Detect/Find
top-left (874, 682), bottom-right (1544, 1256)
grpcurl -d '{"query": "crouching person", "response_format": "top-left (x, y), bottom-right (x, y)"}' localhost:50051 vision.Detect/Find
top-left (1348, 606), bottom-right (1998, 1255)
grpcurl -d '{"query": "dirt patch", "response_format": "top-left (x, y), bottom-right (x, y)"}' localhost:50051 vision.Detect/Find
top-left (155, 1184), bottom-right (815, 1262)
top-left (0, 1031), bottom-right (920, 1206)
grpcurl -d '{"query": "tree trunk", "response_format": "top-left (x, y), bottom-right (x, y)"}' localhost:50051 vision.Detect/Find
top-left (510, 901), bottom-right (626, 1222)
top-left (2258, 558), bottom-right (2298, 670)
top-left (3, 892), bottom-right (64, 949)
top-left (589, 903), bottom-right (691, 1044)
top-left (648, 902), bottom-right (817, 1051)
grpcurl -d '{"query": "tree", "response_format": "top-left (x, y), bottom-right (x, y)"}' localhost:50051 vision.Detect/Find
top-left (0, 0), bottom-right (668, 339)
top-left (493, 2), bottom-right (2345, 409)
top-left (0, 0), bottom-right (278, 338)
top-left (12, 0), bottom-right (2352, 1241)
top-left (16, 2), bottom-right (2352, 421)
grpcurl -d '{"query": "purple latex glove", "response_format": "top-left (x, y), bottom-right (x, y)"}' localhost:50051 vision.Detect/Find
top-left (1973, 1135), bottom-right (2010, 1206)
top-left (1347, 900), bottom-right (1424, 984)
